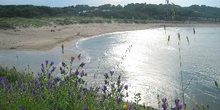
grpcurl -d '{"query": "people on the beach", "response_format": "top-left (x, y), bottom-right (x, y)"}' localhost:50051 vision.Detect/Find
top-left (193, 28), bottom-right (195, 35)
top-left (77, 53), bottom-right (81, 60)
top-left (61, 44), bottom-right (64, 54)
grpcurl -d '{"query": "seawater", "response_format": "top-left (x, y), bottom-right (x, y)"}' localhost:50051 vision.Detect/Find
top-left (0, 27), bottom-right (220, 109)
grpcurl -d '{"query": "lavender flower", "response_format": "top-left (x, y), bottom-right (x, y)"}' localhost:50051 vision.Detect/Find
top-left (82, 107), bottom-right (87, 110)
top-left (75, 70), bottom-right (79, 75)
top-left (104, 80), bottom-right (108, 85)
top-left (53, 77), bottom-right (60, 82)
top-left (71, 56), bottom-right (75, 63)
top-left (51, 66), bottom-right (56, 72)
top-left (162, 97), bottom-right (168, 110)
top-left (102, 85), bottom-right (107, 93)
top-left (61, 70), bottom-right (65, 74)
top-left (116, 97), bottom-right (121, 104)
top-left (79, 62), bottom-right (86, 67)
top-left (49, 100), bottom-right (53, 104)
top-left (50, 61), bottom-right (54, 66)
top-left (172, 99), bottom-right (183, 110)
top-left (45, 60), bottom-right (49, 66)
top-left (124, 85), bottom-right (128, 90)
top-left (20, 105), bottom-right (25, 110)
top-left (83, 88), bottom-right (88, 93)
top-left (80, 70), bottom-right (85, 77)
top-left (104, 73), bottom-right (109, 79)
top-left (68, 89), bottom-right (74, 94)
top-left (102, 94), bottom-right (106, 101)
top-left (62, 62), bottom-right (66, 67)
top-left (110, 70), bottom-right (114, 76)
top-left (117, 79), bottom-right (121, 86)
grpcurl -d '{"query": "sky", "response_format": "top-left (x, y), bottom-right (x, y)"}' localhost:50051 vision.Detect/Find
top-left (0, 0), bottom-right (220, 8)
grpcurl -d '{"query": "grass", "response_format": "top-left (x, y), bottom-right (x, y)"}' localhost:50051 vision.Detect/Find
top-left (0, 16), bottom-right (112, 28)
top-left (0, 16), bottom-right (163, 29)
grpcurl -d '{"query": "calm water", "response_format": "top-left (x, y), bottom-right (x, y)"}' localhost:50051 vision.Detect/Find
top-left (0, 27), bottom-right (220, 109)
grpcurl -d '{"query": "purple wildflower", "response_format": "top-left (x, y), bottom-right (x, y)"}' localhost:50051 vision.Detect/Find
top-left (49, 100), bottom-right (53, 104)
top-left (104, 73), bottom-right (109, 79)
top-left (74, 81), bottom-right (78, 87)
top-left (162, 97), bottom-right (168, 110)
top-left (75, 70), bottom-right (79, 75)
top-left (62, 62), bottom-right (66, 67)
top-left (102, 94), bottom-right (106, 101)
top-left (109, 70), bottom-right (114, 76)
top-left (104, 80), bottom-right (108, 85)
top-left (41, 65), bottom-right (45, 73)
top-left (80, 70), bottom-right (85, 77)
top-left (117, 88), bottom-right (121, 92)
top-left (53, 77), bottom-right (60, 82)
top-left (102, 85), bottom-right (107, 93)
top-left (71, 56), bottom-right (75, 63)
top-left (162, 97), bottom-right (167, 103)
top-left (174, 99), bottom-right (180, 106)
top-left (95, 86), bottom-right (100, 91)
top-left (82, 107), bottom-right (87, 110)
top-left (79, 62), bottom-right (86, 67)
top-left (162, 103), bottom-right (167, 110)
top-left (111, 84), bottom-right (115, 88)
top-left (68, 89), bottom-right (74, 94)
top-left (59, 67), bottom-right (62, 71)
top-left (117, 79), bottom-right (121, 86)
top-left (118, 75), bottom-right (121, 79)
top-left (45, 60), bottom-right (49, 66)
top-left (50, 61), bottom-right (54, 66)
top-left (58, 108), bottom-right (63, 110)
top-left (172, 99), bottom-right (183, 110)
top-left (20, 105), bottom-right (25, 110)
top-left (46, 80), bottom-right (53, 89)
top-left (83, 88), bottom-right (88, 93)
top-left (51, 66), bottom-right (56, 72)
top-left (126, 92), bottom-right (129, 97)
top-left (124, 85), bottom-right (128, 90)
top-left (116, 97), bottom-right (121, 104)
top-left (78, 93), bottom-right (82, 99)
top-left (53, 86), bottom-right (58, 91)
top-left (61, 70), bottom-right (65, 74)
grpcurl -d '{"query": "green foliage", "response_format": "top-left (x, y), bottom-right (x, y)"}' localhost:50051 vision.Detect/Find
top-left (0, 59), bottom-right (154, 110)
top-left (0, 3), bottom-right (220, 22)
top-left (0, 21), bottom-right (14, 29)
top-left (0, 66), bottom-right (32, 83)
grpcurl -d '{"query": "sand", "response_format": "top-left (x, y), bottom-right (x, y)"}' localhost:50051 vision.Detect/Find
top-left (0, 23), bottom-right (219, 50)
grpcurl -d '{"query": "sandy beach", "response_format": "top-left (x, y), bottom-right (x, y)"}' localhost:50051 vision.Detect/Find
top-left (0, 23), bottom-right (219, 50)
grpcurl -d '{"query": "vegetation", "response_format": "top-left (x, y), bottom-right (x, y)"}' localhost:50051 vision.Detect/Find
top-left (0, 3), bottom-right (220, 22)
top-left (0, 58), bottom-right (157, 110)
top-left (1, 3), bottom-right (220, 29)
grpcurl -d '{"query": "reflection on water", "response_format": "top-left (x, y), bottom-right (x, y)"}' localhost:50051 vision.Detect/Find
top-left (0, 27), bottom-right (220, 109)
top-left (78, 27), bottom-right (220, 109)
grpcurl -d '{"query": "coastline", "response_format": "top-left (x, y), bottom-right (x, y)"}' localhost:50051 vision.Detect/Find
top-left (0, 22), bottom-right (220, 50)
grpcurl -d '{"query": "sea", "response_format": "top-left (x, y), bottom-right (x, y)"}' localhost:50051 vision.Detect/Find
top-left (0, 26), bottom-right (220, 109)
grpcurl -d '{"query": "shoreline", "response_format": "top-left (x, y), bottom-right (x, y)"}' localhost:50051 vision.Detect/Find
top-left (0, 23), bottom-right (220, 51)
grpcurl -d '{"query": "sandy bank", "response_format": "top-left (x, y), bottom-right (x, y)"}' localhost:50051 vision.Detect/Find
top-left (0, 23), bottom-right (219, 50)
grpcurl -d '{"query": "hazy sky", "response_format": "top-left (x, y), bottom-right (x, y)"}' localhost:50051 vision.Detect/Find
top-left (0, 0), bottom-right (220, 8)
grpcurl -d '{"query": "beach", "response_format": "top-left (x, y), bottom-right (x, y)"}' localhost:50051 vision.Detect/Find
top-left (0, 23), bottom-right (219, 50)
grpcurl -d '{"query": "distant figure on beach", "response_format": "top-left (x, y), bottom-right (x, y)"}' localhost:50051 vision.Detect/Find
top-left (61, 44), bottom-right (64, 54)
top-left (77, 53), bottom-right (81, 60)
top-left (167, 35), bottom-right (170, 44)
top-left (193, 28), bottom-right (195, 35)
top-left (164, 25), bottom-right (166, 33)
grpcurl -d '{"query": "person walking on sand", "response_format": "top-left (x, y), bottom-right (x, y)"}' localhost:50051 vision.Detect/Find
top-left (61, 44), bottom-right (64, 54)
